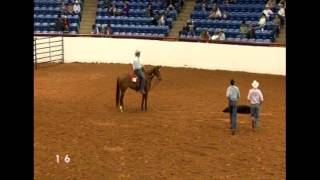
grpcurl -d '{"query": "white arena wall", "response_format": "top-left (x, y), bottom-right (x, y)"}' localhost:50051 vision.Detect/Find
top-left (42, 36), bottom-right (286, 75)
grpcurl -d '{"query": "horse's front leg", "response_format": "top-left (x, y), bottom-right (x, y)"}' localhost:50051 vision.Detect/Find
top-left (141, 94), bottom-right (145, 111)
top-left (144, 93), bottom-right (148, 111)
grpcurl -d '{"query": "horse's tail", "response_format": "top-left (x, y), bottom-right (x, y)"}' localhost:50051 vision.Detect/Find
top-left (116, 78), bottom-right (120, 107)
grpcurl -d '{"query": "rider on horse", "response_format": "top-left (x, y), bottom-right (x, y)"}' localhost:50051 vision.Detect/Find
top-left (133, 50), bottom-right (146, 94)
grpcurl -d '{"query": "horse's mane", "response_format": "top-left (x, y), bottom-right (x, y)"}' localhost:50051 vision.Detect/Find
top-left (144, 66), bottom-right (158, 75)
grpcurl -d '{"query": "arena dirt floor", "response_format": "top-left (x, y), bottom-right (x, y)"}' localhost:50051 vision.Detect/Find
top-left (34, 63), bottom-right (285, 180)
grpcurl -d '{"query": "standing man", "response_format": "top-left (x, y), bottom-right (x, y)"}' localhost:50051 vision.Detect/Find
top-left (226, 79), bottom-right (240, 135)
top-left (247, 80), bottom-right (264, 130)
top-left (133, 50), bottom-right (146, 94)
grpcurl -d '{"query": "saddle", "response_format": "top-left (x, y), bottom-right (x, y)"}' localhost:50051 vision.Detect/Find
top-left (129, 71), bottom-right (141, 91)
top-left (129, 71), bottom-right (138, 83)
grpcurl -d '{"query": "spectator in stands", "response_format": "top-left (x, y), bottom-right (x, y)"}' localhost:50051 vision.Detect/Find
top-left (188, 20), bottom-right (196, 36)
top-left (182, 19), bottom-right (195, 36)
top-left (278, 0), bottom-right (286, 7)
top-left (166, 3), bottom-right (175, 11)
top-left (146, 3), bottom-right (154, 17)
top-left (248, 24), bottom-right (256, 39)
top-left (209, 6), bottom-right (222, 19)
top-left (179, 0), bottom-right (184, 7)
top-left (55, 14), bottom-right (64, 32)
top-left (211, 30), bottom-right (225, 40)
top-left (272, 14), bottom-right (281, 35)
top-left (159, 14), bottom-right (166, 26)
top-left (62, 3), bottom-right (69, 15)
top-left (91, 24), bottom-right (100, 34)
top-left (266, 0), bottom-right (276, 9)
top-left (201, 2), bottom-right (207, 12)
top-left (226, 0), bottom-right (236, 4)
top-left (222, 11), bottom-right (228, 19)
top-left (211, 31), bottom-right (220, 40)
top-left (218, 30), bottom-right (226, 40)
top-left (262, 6), bottom-right (273, 20)
top-left (240, 20), bottom-right (249, 38)
top-left (73, 0), bottom-right (81, 15)
top-left (200, 29), bottom-right (210, 40)
top-left (67, 3), bottom-right (74, 14)
top-left (104, 0), bottom-right (111, 14)
top-left (153, 11), bottom-right (160, 26)
top-left (105, 24), bottom-right (113, 36)
top-left (123, 2), bottom-right (129, 16)
top-left (277, 3), bottom-right (285, 25)
top-left (110, 3), bottom-right (117, 16)
top-left (62, 15), bottom-right (70, 32)
top-left (258, 14), bottom-right (267, 31)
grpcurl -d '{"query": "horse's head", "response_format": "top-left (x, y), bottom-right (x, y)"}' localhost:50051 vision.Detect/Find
top-left (153, 66), bottom-right (162, 81)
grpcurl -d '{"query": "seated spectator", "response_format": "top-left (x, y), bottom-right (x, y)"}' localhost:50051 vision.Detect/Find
top-left (67, 3), bottom-right (74, 14)
top-left (159, 14), bottom-right (166, 26)
top-left (262, 7), bottom-right (273, 20)
top-left (225, 0), bottom-right (236, 4)
top-left (73, 0), bottom-right (81, 14)
top-left (277, 3), bottom-right (285, 25)
top-left (266, 0), bottom-right (276, 9)
top-left (209, 6), bottom-right (222, 19)
top-left (218, 30), bottom-right (226, 40)
top-left (248, 24), bottom-right (256, 39)
top-left (106, 24), bottom-right (113, 35)
top-left (104, 0), bottom-right (111, 9)
top-left (123, 2), bottom-right (129, 16)
top-left (222, 11), bottom-right (228, 19)
top-left (272, 14), bottom-right (281, 35)
top-left (258, 14), bottom-right (267, 31)
top-left (201, 3), bottom-right (207, 12)
top-left (62, 15), bottom-right (70, 32)
top-left (91, 24), bottom-right (100, 34)
top-left (166, 3), bottom-right (175, 11)
top-left (153, 11), bottom-right (160, 26)
top-left (110, 3), bottom-right (117, 16)
top-left (211, 29), bottom-right (225, 40)
top-left (278, 0), bottom-right (286, 7)
top-left (188, 20), bottom-right (195, 36)
top-left (146, 3), bottom-right (153, 17)
top-left (240, 20), bottom-right (249, 38)
top-left (55, 14), bottom-right (64, 32)
top-left (200, 29), bottom-right (210, 40)
top-left (211, 31), bottom-right (220, 40)
top-left (182, 19), bottom-right (196, 36)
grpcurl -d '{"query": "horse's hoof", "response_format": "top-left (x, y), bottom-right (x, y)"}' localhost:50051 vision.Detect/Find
top-left (120, 106), bottom-right (124, 112)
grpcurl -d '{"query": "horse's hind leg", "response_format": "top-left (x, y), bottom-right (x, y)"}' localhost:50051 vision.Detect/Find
top-left (120, 89), bottom-right (127, 112)
top-left (141, 94), bottom-right (145, 111)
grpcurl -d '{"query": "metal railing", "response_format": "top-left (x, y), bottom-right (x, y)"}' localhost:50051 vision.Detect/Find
top-left (33, 36), bottom-right (64, 69)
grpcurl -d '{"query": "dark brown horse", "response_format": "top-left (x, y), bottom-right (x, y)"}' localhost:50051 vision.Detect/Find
top-left (116, 66), bottom-right (162, 112)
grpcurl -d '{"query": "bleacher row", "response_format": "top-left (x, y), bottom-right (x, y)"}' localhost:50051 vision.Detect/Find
top-left (97, 1), bottom-right (179, 10)
top-left (94, 0), bottom-right (183, 36)
top-left (95, 16), bottom-right (173, 28)
top-left (34, 0), bottom-right (283, 44)
top-left (191, 19), bottom-right (274, 30)
top-left (181, 0), bottom-right (281, 42)
top-left (180, 28), bottom-right (274, 39)
top-left (195, 0), bottom-right (266, 4)
top-left (192, 11), bottom-right (273, 21)
top-left (194, 4), bottom-right (269, 12)
top-left (34, 0), bottom-right (83, 33)
top-left (96, 9), bottom-right (178, 19)
top-left (180, 35), bottom-right (272, 44)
